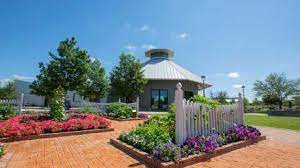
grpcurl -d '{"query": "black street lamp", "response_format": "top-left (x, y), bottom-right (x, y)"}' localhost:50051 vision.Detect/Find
top-left (201, 75), bottom-right (206, 97)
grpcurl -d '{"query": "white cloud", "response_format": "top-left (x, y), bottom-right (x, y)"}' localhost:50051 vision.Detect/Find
top-left (140, 25), bottom-right (150, 32)
top-left (142, 44), bottom-right (156, 50)
top-left (12, 75), bottom-right (34, 81)
top-left (233, 84), bottom-right (243, 89)
top-left (227, 72), bottom-right (240, 78)
top-left (124, 44), bottom-right (137, 51)
top-left (176, 32), bottom-right (188, 39)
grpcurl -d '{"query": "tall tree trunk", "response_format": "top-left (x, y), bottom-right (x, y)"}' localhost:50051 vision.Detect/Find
top-left (279, 100), bottom-right (283, 109)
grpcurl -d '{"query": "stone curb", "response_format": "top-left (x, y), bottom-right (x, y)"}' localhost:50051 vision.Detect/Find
top-left (110, 135), bottom-right (266, 168)
top-left (1, 127), bottom-right (115, 143)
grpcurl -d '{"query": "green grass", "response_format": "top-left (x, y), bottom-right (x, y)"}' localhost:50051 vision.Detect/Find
top-left (245, 115), bottom-right (300, 130)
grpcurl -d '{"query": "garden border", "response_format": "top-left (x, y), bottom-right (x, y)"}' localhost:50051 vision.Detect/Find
top-left (105, 116), bottom-right (145, 121)
top-left (1, 127), bottom-right (114, 143)
top-left (110, 135), bottom-right (266, 168)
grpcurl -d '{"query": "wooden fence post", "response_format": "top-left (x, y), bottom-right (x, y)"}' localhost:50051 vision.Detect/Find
top-left (175, 82), bottom-right (186, 145)
top-left (18, 93), bottom-right (24, 114)
top-left (238, 93), bottom-right (244, 124)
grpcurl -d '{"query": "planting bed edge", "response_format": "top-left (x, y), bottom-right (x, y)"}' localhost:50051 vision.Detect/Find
top-left (1, 127), bottom-right (114, 143)
top-left (110, 135), bottom-right (267, 168)
top-left (105, 117), bottom-right (145, 121)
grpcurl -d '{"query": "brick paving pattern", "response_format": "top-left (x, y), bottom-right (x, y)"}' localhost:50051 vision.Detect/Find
top-left (0, 120), bottom-right (299, 168)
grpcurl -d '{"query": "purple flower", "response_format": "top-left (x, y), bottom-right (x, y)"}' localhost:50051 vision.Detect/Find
top-left (138, 113), bottom-right (149, 119)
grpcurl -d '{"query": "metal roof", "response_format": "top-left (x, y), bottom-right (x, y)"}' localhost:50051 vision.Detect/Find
top-left (141, 56), bottom-right (212, 88)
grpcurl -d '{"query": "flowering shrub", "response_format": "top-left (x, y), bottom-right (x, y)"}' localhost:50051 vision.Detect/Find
top-left (153, 140), bottom-right (183, 162)
top-left (224, 125), bottom-right (261, 143)
top-left (137, 113), bottom-right (149, 119)
top-left (183, 134), bottom-right (219, 154)
top-left (0, 114), bottom-right (111, 140)
top-left (152, 125), bottom-right (261, 162)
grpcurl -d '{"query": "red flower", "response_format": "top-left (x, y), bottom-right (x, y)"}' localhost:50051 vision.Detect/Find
top-left (0, 114), bottom-right (111, 140)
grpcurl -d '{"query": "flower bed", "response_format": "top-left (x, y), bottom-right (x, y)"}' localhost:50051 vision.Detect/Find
top-left (0, 114), bottom-right (112, 142)
top-left (113, 114), bottom-right (265, 167)
top-left (110, 135), bottom-right (266, 168)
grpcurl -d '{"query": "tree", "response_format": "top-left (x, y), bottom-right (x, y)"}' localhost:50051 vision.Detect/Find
top-left (213, 91), bottom-right (229, 104)
top-left (253, 73), bottom-right (300, 109)
top-left (78, 58), bottom-right (109, 101)
top-left (0, 81), bottom-right (17, 99)
top-left (109, 52), bottom-right (147, 102)
top-left (252, 97), bottom-right (263, 106)
top-left (30, 37), bottom-right (91, 121)
top-left (292, 96), bottom-right (300, 107)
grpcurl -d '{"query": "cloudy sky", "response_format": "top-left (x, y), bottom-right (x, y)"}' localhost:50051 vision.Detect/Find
top-left (0, 0), bottom-right (299, 99)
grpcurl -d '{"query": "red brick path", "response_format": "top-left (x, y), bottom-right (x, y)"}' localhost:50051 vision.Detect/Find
top-left (1, 120), bottom-right (299, 168)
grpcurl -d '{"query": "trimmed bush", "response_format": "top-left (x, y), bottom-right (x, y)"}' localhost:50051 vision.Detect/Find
top-left (106, 103), bottom-right (132, 119)
top-left (0, 105), bottom-right (16, 120)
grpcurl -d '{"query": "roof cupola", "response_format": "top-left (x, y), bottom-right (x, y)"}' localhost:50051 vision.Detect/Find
top-left (145, 48), bottom-right (174, 59)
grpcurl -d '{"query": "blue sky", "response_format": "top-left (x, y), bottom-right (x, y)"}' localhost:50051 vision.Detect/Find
top-left (0, 0), bottom-right (299, 100)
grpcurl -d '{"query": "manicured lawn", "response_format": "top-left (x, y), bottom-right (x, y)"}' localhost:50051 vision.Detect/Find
top-left (245, 115), bottom-right (300, 130)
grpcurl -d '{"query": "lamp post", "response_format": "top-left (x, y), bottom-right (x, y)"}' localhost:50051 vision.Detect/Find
top-left (241, 85), bottom-right (245, 100)
top-left (201, 75), bottom-right (206, 97)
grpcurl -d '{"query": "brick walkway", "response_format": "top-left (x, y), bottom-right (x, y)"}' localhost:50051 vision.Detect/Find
top-left (1, 120), bottom-right (300, 168)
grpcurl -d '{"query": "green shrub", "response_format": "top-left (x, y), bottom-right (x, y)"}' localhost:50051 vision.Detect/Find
top-left (120, 113), bottom-right (175, 153)
top-left (168, 103), bottom-right (176, 114)
top-left (190, 95), bottom-right (221, 107)
top-left (120, 121), bottom-right (171, 153)
top-left (0, 105), bottom-right (16, 119)
top-left (106, 103), bottom-right (132, 119)
top-left (82, 106), bottom-right (97, 114)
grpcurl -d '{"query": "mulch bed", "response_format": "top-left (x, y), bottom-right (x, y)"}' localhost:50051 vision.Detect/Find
top-left (110, 135), bottom-right (267, 168)
top-left (1, 127), bottom-right (114, 143)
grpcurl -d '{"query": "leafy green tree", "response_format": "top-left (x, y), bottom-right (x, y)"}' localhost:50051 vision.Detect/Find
top-left (0, 81), bottom-right (17, 99)
top-left (251, 98), bottom-right (263, 106)
top-left (292, 96), bottom-right (300, 107)
top-left (253, 73), bottom-right (300, 109)
top-left (30, 37), bottom-right (91, 121)
top-left (211, 91), bottom-right (229, 104)
top-left (78, 58), bottom-right (109, 101)
top-left (109, 52), bottom-right (147, 102)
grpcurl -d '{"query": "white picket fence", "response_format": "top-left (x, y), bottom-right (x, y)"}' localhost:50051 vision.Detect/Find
top-left (175, 83), bottom-right (244, 144)
top-left (0, 93), bottom-right (24, 114)
top-left (80, 97), bottom-right (139, 113)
